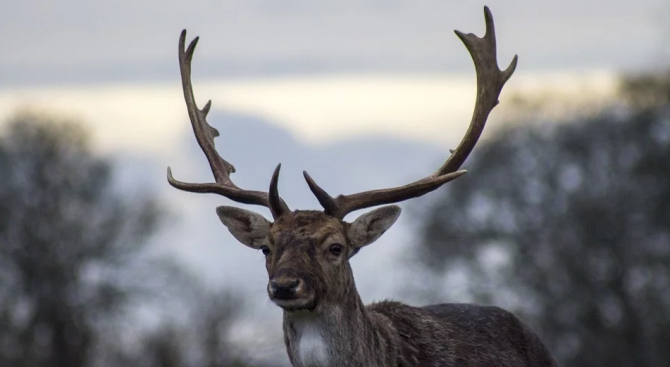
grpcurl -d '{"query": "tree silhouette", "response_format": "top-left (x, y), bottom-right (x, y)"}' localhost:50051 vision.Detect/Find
top-left (132, 289), bottom-right (255, 367)
top-left (621, 69), bottom-right (670, 110)
top-left (416, 104), bottom-right (670, 366)
top-left (0, 113), bottom-right (162, 367)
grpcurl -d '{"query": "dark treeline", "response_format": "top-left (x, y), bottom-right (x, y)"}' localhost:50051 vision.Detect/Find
top-left (415, 72), bottom-right (670, 367)
top-left (0, 113), bottom-right (263, 367)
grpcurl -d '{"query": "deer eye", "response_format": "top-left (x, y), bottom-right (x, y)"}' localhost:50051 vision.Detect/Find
top-left (329, 244), bottom-right (343, 256)
top-left (260, 246), bottom-right (271, 256)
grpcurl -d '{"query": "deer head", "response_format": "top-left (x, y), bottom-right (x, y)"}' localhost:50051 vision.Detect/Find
top-left (167, 6), bottom-right (517, 313)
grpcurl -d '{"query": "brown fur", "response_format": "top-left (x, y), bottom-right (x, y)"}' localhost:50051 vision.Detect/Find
top-left (262, 211), bottom-right (558, 367)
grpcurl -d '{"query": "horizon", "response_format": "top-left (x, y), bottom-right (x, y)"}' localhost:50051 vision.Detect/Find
top-left (0, 70), bottom-right (618, 157)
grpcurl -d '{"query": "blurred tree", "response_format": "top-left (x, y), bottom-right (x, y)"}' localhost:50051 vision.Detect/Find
top-left (194, 290), bottom-right (246, 367)
top-left (416, 103), bottom-right (670, 366)
top-left (120, 288), bottom-right (257, 367)
top-left (621, 69), bottom-right (670, 109)
top-left (0, 113), bottom-right (162, 367)
top-left (140, 324), bottom-right (186, 367)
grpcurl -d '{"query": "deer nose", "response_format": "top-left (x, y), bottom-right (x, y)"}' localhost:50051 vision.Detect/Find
top-left (269, 278), bottom-right (301, 299)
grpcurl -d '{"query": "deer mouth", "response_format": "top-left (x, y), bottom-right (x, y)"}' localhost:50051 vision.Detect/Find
top-left (271, 295), bottom-right (317, 312)
top-left (267, 276), bottom-right (317, 311)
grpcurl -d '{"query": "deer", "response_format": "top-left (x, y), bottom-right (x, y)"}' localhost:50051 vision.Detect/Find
top-left (167, 6), bottom-right (557, 367)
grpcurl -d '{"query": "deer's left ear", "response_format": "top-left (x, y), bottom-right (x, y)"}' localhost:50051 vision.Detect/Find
top-left (348, 205), bottom-right (401, 249)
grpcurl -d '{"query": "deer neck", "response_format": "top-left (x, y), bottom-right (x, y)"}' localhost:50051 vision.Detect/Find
top-left (282, 286), bottom-right (394, 367)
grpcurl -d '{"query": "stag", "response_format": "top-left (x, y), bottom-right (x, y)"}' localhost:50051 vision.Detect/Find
top-left (168, 6), bottom-right (557, 367)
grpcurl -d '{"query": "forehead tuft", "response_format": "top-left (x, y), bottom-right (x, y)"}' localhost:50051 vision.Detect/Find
top-left (270, 210), bottom-right (343, 237)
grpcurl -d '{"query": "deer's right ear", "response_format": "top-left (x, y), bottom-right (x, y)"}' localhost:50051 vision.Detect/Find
top-left (216, 206), bottom-right (270, 249)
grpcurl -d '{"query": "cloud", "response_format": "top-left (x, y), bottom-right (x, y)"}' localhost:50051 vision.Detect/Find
top-left (1, 0), bottom-right (662, 86)
top-left (0, 71), bottom-right (617, 158)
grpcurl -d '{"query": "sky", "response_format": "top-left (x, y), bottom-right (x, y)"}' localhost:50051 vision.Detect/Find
top-left (1, 0), bottom-right (667, 86)
top-left (0, 0), bottom-right (659, 150)
top-left (1, 0), bottom-right (666, 364)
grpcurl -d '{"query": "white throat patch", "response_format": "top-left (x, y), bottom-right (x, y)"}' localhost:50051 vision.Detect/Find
top-left (294, 318), bottom-right (329, 366)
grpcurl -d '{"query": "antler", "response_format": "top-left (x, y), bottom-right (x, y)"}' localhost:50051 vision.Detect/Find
top-left (167, 30), bottom-right (290, 219)
top-left (304, 6), bottom-right (517, 219)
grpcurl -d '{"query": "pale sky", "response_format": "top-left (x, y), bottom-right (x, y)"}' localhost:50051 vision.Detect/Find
top-left (0, 1), bottom-right (660, 363)
top-left (1, 0), bottom-right (666, 86)
top-left (0, 0), bottom-right (652, 151)
top-left (0, 70), bottom-right (617, 156)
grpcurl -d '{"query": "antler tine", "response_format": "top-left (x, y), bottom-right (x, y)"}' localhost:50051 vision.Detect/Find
top-left (167, 30), bottom-right (290, 217)
top-left (304, 6), bottom-right (516, 220)
top-left (304, 170), bottom-right (467, 219)
top-left (436, 6), bottom-right (517, 175)
top-left (269, 164), bottom-right (288, 218)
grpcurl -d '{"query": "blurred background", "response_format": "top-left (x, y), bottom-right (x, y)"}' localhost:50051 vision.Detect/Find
top-left (1, 1), bottom-right (669, 366)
